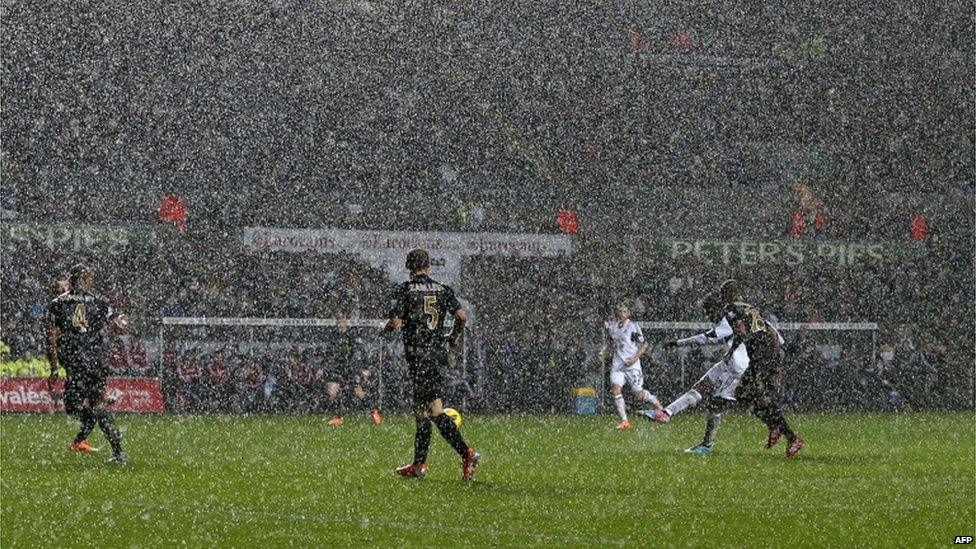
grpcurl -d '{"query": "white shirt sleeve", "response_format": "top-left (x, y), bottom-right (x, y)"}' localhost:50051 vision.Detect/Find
top-left (676, 318), bottom-right (734, 347)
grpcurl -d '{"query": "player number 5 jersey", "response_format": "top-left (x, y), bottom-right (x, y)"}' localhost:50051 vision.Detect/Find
top-left (388, 274), bottom-right (461, 350)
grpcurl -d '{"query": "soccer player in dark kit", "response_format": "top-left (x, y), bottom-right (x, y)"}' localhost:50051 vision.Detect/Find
top-left (383, 248), bottom-right (480, 480)
top-left (46, 264), bottom-right (129, 463)
top-left (718, 279), bottom-right (804, 457)
top-left (641, 280), bottom-right (804, 458)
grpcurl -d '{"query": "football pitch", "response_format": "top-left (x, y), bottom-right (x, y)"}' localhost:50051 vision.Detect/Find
top-left (1, 413), bottom-right (973, 547)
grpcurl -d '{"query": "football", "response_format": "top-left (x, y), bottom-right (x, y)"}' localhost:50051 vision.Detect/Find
top-left (443, 407), bottom-right (462, 428)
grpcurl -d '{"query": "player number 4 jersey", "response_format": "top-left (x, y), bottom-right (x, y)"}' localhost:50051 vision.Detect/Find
top-left (46, 291), bottom-right (115, 353)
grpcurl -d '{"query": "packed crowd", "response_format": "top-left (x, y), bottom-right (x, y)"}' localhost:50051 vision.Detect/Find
top-left (1, 1), bottom-right (971, 412)
top-left (1, 218), bottom-right (971, 412)
top-left (3, 1), bottom-right (971, 233)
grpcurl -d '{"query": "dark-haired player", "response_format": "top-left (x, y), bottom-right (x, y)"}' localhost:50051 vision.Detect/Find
top-left (46, 264), bottom-right (128, 463)
top-left (383, 248), bottom-right (480, 480)
top-left (718, 280), bottom-right (804, 457)
top-left (639, 294), bottom-right (745, 452)
top-left (324, 316), bottom-right (383, 426)
top-left (642, 283), bottom-right (804, 458)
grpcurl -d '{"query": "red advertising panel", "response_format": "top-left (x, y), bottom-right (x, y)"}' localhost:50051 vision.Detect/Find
top-left (0, 377), bottom-right (166, 413)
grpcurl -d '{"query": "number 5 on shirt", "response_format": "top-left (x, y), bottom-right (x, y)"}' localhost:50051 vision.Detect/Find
top-left (423, 296), bottom-right (439, 330)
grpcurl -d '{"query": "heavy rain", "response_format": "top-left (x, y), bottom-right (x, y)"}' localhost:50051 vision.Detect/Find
top-left (1, 1), bottom-right (973, 547)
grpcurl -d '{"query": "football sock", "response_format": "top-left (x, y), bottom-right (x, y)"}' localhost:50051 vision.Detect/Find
top-left (614, 394), bottom-right (628, 421)
top-left (327, 394), bottom-right (343, 418)
top-left (92, 407), bottom-right (123, 455)
top-left (433, 413), bottom-right (470, 458)
top-left (74, 408), bottom-right (96, 444)
top-left (413, 417), bottom-right (432, 464)
top-left (642, 392), bottom-right (661, 410)
top-left (665, 389), bottom-right (702, 417)
top-left (703, 413), bottom-right (722, 447)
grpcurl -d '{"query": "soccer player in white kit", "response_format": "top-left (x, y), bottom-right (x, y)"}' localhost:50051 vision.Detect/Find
top-left (639, 289), bottom-right (800, 456)
top-left (636, 294), bottom-right (746, 452)
top-left (600, 305), bottom-right (662, 430)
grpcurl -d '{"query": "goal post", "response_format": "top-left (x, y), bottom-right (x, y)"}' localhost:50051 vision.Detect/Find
top-left (158, 317), bottom-right (464, 413)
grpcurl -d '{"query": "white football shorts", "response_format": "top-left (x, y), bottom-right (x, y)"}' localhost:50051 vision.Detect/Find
top-left (701, 344), bottom-right (750, 400)
top-left (609, 364), bottom-right (644, 392)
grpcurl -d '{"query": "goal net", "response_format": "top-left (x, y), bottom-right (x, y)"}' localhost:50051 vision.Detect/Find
top-left (157, 317), bottom-right (467, 414)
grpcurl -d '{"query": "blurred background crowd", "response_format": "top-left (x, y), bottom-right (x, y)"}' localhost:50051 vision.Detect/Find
top-left (1, 1), bottom-right (972, 412)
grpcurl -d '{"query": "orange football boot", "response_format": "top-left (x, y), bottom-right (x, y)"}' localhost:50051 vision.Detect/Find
top-left (69, 440), bottom-right (98, 453)
top-left (395, 462), bottom-right (427, 479)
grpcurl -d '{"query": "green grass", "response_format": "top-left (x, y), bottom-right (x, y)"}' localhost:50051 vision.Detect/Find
top-left (1, 413), bottom-right (973, 547)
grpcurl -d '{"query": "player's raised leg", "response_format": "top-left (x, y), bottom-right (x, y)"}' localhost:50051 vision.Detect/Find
top-left (639, 383), bottom-right (706, 423)
top-left (428, 397), bottom-right (479, 480)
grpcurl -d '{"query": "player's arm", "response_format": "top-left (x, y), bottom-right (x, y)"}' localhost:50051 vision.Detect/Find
top-left (447, 308), bottom-right (467, 348)
top-left (381, 317), bottom-right (403, 332)
top-left (625, 326), bottom-right (648, 365)
top-left (111, 313), bottom-right (129, 332)
top-left (46, 326), bottom-right (60, 390)
top-left (445, 287), bottom-right (465, 348)
top-left (768, 324), bottom-right (786, 359)
top-left (626, 341), bottom-right (649, 366)
top-left (668, 318), bottom-right (733, 348)
top-left (727, 317), bottom-right (751, 352)
top-left (597, 320), bottom-right (612, 360)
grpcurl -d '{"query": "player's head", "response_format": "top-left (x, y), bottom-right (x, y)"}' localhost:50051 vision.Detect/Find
top-left (69, 264), bottom-right (94, 291)
top-left (718, 279), bottom-right (740, 303)
top-left (53, 275), bottom-right (70, 295)
top-left (701, 293), bottom-right (725, 323)
top-left (615, 304), bottom-right (631, 321)
top-left (405, 248), bottom-right (430, 275)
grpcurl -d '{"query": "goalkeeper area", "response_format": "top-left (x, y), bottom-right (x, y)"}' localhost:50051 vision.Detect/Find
top-left (1, 413), bottom-right (973, 546)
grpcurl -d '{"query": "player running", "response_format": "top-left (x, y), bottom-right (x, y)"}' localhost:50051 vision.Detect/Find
top-left (46, 264), bottom-right (128, 463)
top-left (383, 248), bottom-right (480, 481)
top-left (718, 281), bottom-right (804, 457)
top-left (600, 304), bottom-right (662, 429)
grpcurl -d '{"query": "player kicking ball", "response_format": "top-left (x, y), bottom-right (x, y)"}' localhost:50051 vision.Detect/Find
top-left (639, 293), bottom-right (746, 453)
top-left (601, 304), bottom-right (662, 430)
top-left (383, 249), bottom-right (480, 481)
top-left (639, 287), bottom-right (804, 458)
